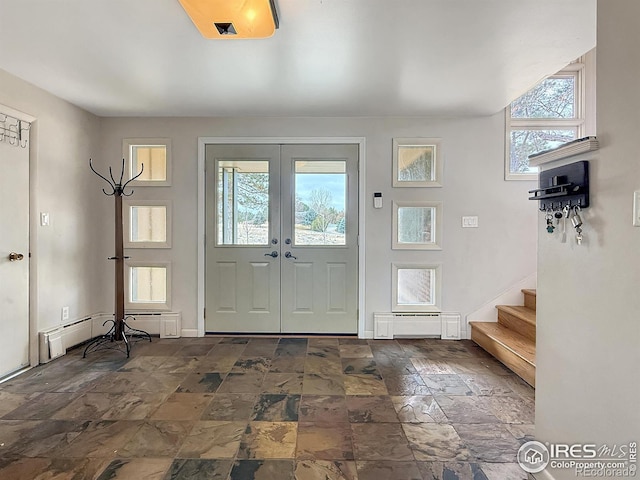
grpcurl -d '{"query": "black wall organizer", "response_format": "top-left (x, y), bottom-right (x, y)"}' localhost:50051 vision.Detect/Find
top-left (528, 160), bottom-right (589, 211)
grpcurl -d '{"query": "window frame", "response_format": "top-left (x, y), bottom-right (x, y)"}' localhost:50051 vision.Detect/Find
top-left (392, 137), bottom-right (443, 187)
top-left (123, 137), bottom-right (172, 187)
top-left (392, 200), bottom-right (443, 250)
top-left (123, 199), bottom-right (172, 249)
top-left (391, 263), bottom-right (442, 313)
top-left (505, 53), bottom-right (594, 181)
top-left (125, 261), bottom-right (172, 311)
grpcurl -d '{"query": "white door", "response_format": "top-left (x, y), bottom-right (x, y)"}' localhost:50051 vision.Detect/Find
top-left (205, 143), bottom-right (358, 334)
top-left (0, 122), bottom-right (30, 378)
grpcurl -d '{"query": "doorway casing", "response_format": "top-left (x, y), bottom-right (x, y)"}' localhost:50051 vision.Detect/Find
top-left (197, 136), bottom-right (366, 338)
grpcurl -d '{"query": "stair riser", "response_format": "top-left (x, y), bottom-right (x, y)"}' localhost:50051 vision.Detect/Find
top-left (523, 292), bottom-right (536, 310)
top-left (498, 310), bottom-right (536, 342)
top-left (471, 328), bottom-right (535, 387)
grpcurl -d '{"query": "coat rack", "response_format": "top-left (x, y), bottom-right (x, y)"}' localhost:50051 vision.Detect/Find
top-left (84, 159), bottom-right (152, 358)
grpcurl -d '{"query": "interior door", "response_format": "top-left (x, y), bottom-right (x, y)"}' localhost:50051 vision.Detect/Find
top-left (0, 127), bottom-right (30, 378)
top-left (205, 143), bottom-right (358, 334)
top-left (280, 145), bottom-right (358, 334)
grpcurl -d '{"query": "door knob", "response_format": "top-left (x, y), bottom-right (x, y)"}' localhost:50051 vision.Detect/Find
top-left (284, 251), bottom-right (297, 260)
top-left (264, 251), bottom-right (279, 258)
top-left (8, 252), bottom-right (24, 261)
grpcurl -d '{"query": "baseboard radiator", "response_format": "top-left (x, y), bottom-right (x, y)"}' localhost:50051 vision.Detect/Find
top-left (373, 312), bottom-right (461, 340)
top-left (39, 311), bottom-right (182, 363)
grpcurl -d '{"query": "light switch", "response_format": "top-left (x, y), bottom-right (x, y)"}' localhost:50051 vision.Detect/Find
top-left (40, 212), bottom-right (50, 226)
top-left (633, 191), bottom-right (640, 227)
top-left (462, 216), bottom-right (479, 228)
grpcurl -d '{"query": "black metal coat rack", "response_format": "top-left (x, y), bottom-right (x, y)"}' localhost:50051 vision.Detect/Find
top-left (84, 159), bottom-right (151, 358)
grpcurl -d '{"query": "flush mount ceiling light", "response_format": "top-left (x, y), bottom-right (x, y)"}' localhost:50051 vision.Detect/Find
top-left (178, 0), bottom-right (279, 39)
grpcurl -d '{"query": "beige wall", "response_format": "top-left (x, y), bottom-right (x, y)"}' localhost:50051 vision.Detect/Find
top-left (535, 1), bottom-right (640, 478)
top-left (0, 69), bottom-right (101, 336)
top-left (98, 114), bottom-right (538, 335)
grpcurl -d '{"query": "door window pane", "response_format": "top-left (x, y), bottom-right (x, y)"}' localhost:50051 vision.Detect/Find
top-left (294, 160), bottom-right (346, 246)
top-left (216, 160), bottom-right (269, 245)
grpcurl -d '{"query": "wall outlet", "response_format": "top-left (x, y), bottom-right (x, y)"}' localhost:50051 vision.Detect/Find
top-left (633, 191), bottom-right (640, 227)
top-left (462, 216), bottom-right (479, 228)
top-left (61, 306), bottom-right (70, 322)
top-left (40, 212), bottom-right (50, 226)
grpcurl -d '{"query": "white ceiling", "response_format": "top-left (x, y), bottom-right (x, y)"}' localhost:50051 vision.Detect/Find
top-left (0, 0), bottom-right (596, 117)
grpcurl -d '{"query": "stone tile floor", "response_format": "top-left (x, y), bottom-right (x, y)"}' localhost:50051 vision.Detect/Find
top-left (0, 336), bottom-right (534, 479)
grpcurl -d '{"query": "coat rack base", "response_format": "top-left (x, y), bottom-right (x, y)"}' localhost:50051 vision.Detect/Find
top-left (83, 316), bottom-right (152, 358)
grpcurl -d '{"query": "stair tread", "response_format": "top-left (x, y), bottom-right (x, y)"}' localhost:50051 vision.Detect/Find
top-left (521, 288), bottom-right (536, 296)
top-left (469, 321), bottom-right (536, 365)
top-left (496, 305), bottom-right (536, 326)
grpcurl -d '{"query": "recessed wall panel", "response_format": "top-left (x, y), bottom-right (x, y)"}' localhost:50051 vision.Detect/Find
top-left (293, 263), bottom-right (314, 312)
top-left (216, 262), bottom-right (237, 312)
top-left (327, 263), bottom-right (347, 312)
top-left (251, 262), bottom-right (271, 312)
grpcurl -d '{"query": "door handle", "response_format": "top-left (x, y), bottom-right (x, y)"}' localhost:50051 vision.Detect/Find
top-left (284, 251), bottom-right (297, 260)
top-left (264, 251), bottom-right (279, 258)
top-left (8, 252), bottom-right (25, 262)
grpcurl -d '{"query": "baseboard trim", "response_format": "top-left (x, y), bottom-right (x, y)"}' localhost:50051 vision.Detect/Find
top-left (362, 330), bottom-right (374, 339)
top-left (181, 328), bottom-right (198, 337)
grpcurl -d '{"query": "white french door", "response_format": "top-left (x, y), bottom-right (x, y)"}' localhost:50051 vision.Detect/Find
top-left (0, 123), bottom-right (30, 378)
top-left (205, 144), bottom-right (358, 334)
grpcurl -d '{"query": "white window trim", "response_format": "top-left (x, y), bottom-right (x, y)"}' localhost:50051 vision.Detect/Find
top-left (125, 261), bottom-right (172, 311)
top-left (123, 137), bottom-right (172, 187)
top-left (505, 51), bottom-right (595, 181)
top-left (392, 137), bottom-right (443, 187)
top-left (391, 263), bottom-right (442, 313)
top-left (123, 199), bottom-right (172, 249)
top-left (392, 200), bottom-right (443, 250)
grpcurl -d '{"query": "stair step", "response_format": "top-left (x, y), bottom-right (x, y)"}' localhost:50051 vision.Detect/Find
top-left (522, 288), bottom-right (536, 311)
top-left (496, 305), bottom-right (536, 342)
top-left (470, 321), bottom-right (536, 387)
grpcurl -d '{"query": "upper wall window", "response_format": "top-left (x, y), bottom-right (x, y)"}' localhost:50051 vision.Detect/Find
top-left (123, 138), bottom-right (172, 186)
top-left (505, 51), bottom-right (595, 180)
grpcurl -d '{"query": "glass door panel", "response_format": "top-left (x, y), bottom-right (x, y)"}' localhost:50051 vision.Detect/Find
top-left (293, 160), bottom-right (347, 246)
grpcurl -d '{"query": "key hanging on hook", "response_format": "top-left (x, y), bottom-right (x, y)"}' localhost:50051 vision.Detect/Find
top-left (571, 205), bottom-right (584, 245)
top-left (545, 209), bottom-right (555, 234)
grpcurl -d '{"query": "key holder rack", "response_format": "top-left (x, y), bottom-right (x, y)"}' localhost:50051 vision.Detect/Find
top-left (84, 159), bottom-right (152, 358)
top-left (528, 160), bottom-right (590, 211)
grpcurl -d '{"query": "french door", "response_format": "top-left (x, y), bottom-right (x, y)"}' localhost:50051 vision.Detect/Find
top-left (205, 144), bottom-right (358, 334)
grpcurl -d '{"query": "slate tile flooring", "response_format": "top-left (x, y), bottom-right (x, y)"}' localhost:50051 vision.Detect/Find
top-left (0, 337), bottom-right (534, 479)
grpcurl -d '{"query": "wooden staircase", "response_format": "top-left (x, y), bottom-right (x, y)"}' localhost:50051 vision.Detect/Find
top-left (469, 289), bottom-right (536, 387)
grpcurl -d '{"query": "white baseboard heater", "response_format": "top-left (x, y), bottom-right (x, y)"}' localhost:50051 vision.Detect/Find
top-left (373, 312), bottom-right (461, 340)
top-left (39, 311), bottom-right (182, 363)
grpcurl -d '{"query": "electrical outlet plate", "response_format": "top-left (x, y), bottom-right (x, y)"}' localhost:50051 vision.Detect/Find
top-left (633, 191), bottom-right (640, 227)
top-left (61, 306), bottom-right (70, 322)
top-left (40, 212), bottom-right (49, 226)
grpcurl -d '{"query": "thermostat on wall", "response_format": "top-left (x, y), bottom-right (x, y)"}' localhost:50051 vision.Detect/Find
top-left (373, 192), bottom-right (383, 209)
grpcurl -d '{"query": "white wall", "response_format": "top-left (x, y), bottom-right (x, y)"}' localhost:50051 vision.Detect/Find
top-left (535, 2), bottom-right (640, 478)
top-left (0, 69), bottom-right (101, 338)
top-left (98, 114), bottom-right (537, 335)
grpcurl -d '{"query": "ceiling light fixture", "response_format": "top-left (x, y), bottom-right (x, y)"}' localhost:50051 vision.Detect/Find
top-left (178, 0), bottom-right (279, 39)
